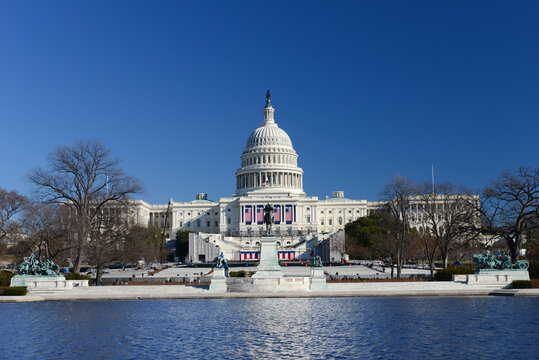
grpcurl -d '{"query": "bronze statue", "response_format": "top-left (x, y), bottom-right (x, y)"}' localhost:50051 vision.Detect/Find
top-left (263, 203), bottom-right (274, 235)
top-left (17, 253), bottom-right (60, 276)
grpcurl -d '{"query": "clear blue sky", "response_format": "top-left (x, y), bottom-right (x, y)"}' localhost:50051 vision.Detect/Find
top-left (1, 1), bottom-right (538, 204)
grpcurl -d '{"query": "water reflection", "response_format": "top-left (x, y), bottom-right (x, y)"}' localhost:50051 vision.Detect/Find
top-left (0, 297), bottom-right (537, 359)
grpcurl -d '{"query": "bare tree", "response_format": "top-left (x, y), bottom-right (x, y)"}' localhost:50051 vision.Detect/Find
top-left (86, 200), bottom-right (134, 284)
top-left (22, 203), bottom-right (75, 263)
top-left (381, 175), bottom-right (415, 278)
top-left (123, 225), bottom-right (167, 265)
top-left (27, 140), bottom-right (143, 273)
top-left (481, 167), bottom-right (539, 262)
top-left (0, 187), bottom-right (28, 244)
top-left (417, 182), bottom-right (480, 268)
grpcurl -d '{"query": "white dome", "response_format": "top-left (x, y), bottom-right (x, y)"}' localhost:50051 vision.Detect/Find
top-left (245, 124), bottom-right (293, 150)
top-left (234, 91), bottom-right (304, 197)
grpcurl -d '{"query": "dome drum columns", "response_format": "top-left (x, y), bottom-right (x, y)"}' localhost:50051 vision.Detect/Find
top-left (236, 171), bottom-right (303, 190)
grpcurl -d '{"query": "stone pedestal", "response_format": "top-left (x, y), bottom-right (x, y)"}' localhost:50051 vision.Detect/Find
top-left (252, 235), bottom-right (284, 279)
top-left (309, 267), bottom-right (328, 291)
top-left (453, 270), bottom-right (530, 285)
top-left (10, 275), bottom-right (66, 288)
top-left (478, 270), bottom-right (530, 281)
top-left (209, 268), bottom-right (227, 292)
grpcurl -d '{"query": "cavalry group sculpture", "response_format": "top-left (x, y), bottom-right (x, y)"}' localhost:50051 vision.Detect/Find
top-left (17, 253), bottom-right (61, 276)
top-left (473, 252), bottom-right (529, 271)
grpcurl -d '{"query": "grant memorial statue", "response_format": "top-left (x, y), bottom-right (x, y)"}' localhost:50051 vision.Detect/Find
top-left (10, 253), bottom-right (65, 287)
top-left (252, 203), bottom-right (284, 278)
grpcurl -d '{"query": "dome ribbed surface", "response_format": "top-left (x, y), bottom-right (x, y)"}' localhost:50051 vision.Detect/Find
top-left (245, 124), bottom-right (293, 150)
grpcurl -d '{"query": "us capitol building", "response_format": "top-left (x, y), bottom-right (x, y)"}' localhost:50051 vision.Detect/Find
top-left (132, 92), bottom-right (381, 262)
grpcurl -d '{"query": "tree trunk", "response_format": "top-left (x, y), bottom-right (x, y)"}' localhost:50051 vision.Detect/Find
top-left (96, 264), bottom-right (103, 286)
top-left (429, 260), bottom-right (435, 279)
top-left (390, 264), bottom-right (394, 279)
top-left (396, 251), bottom-right (402, 279)
top-left (442, 251), bottom-right (448, 269)
top-left (507, 237), bottom-right (519, 262)
top-left (73, 249), bottom-right (82, 273)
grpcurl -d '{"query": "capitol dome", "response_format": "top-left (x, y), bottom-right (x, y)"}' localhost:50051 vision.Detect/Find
top-left (234, 91), bottom-right (304, 196)
top-left (245, 119), bottom-right (293, 150)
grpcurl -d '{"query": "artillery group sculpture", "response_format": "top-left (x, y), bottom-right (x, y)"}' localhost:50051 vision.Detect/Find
top-left (473, 252), bottom-right (529, 271)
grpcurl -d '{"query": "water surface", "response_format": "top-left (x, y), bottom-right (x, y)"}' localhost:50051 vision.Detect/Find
top-left (1, 297), bottom-right (537, 359)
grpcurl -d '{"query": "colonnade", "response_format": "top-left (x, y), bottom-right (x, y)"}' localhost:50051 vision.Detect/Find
top-left (236, 171), bottom-right (303, 190)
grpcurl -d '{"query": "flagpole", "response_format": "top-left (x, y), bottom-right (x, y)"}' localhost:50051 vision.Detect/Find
top-left (431, 164), bottom-right (435, 194)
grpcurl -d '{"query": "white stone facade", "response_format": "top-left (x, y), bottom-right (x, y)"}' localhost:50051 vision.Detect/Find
top-left (133, 93), bottom-right (371, 244)
top-left (132, 92), bottom-right (477, 261)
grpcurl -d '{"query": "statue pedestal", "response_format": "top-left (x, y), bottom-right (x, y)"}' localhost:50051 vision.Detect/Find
top-left (453, 270), bottom-right (530, 284)
top-left (252, 235), bottom-right (284, 279)
top-left (209, 268), bottom-right (227, 292)
top-left (309, 267), bottom-right (328, 291)
top-left (10, 275), bottom-right (65, 288)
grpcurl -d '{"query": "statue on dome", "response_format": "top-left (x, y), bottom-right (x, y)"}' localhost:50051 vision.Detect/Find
top-left (266, 90), bottom-right (271, 105)
top-left (263, 203), bottom-right (274, 235)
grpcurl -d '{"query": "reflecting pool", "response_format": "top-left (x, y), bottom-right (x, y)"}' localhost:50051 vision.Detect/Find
top-left (1, 297), bottom-right (537, 359)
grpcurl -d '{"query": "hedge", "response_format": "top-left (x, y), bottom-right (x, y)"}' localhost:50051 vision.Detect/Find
top-left (434, 265), bottom-right (475, 281)
top-left (512, 280), bottom-right (531, 289)
top-left (229, 270), bottom-right (246, 278)
top-left (0, 271), bottom-right (15, 287)
top-left (0, 286), bottom-right (27, 296)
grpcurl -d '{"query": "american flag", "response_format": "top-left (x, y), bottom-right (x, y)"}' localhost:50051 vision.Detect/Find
top-left (245, 206), bottom-right (252, 224)
top-left (274, 205), bottom-right (281, 223)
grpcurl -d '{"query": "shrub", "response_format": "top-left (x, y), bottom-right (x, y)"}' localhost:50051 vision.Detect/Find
top-left (229, 270), bottom-right (246, 278)
top-left (0, 271), bottom-right (15, 287)
top-left (0, 286), bottom-right (27, 296)
top-left (434, 265), bottom-right (475, 281)
top-left (64, 273), bottom-right (90, 280)
top-left (527, 261), bottom-right (538, 279)
top-left (512, 280), bottom-right (531, 289)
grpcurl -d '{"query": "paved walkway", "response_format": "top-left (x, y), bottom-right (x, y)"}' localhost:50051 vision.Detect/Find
top-left (101, 265), bottom-right (431, 280)
top-left (2, 282), bottom-right (537, 302)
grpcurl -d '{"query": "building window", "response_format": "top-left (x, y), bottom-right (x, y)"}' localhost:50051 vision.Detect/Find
top-left (187, 212), bottom-right (191, 216)
top-left (227, 217), bottom-right (231, 224)
top-left (339, 217), bottom-right (343, 225)
top-left (179, 221), bottom-right (183, 227)
top-left (306, 216), bottom-right (311, 223)
top-left (227, 209), bottom-right (231, 212)
top-left (207, 221), bottom-right (210, 227)
top-left (215, 212), bottom-right (218, 215)
top-left (306, 207), bottom-right (310, 211)
top-left (321, 220), bottom-right (324, 225)
top-left (215, 221), bottom-right (218, 227)
top-left (187, 221), bottom-right (190, 227)
top-left (329, 211), bottom-right (332, 214)
top-left (348, 210), bottom-right (352, 214)
top-left (196, 219), bottom-right (200, 227)
top-left (329, 219), bottom-right (333, 225)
